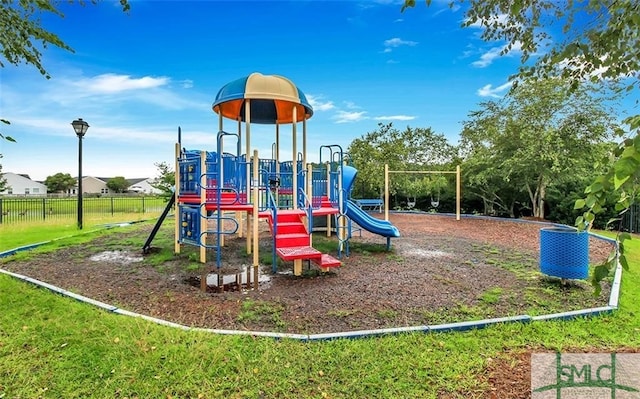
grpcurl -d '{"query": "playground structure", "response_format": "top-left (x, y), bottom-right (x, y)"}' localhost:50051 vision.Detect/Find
top-left (383, 164), bottom-right (461, 221)
top-left (166, 73), bottom-right (400, 280)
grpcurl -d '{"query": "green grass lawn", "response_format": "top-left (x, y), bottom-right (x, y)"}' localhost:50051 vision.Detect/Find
top-left (1, 197), bottom-right (165, 215)
top-left (0, 227), bottom-right (638, 398)
top-left (0, 214), bottom-right (163, 252)
top-left (0, 197), bottom-right (166, 227)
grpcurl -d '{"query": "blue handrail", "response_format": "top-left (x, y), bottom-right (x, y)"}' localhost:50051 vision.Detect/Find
top-left (298, 187), bottom-right (313, 235)
top-left (266, 187), bottom-right (279, 272)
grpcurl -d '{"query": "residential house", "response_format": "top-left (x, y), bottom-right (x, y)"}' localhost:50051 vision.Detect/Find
top-left (0, 172), bottom-right (48, 196)
top-left (68, 176), bottom-right (111, 195)
top-left (67, 176), bottom-right (161, 195)
top-left (127, 178), bottom-right (162, 195)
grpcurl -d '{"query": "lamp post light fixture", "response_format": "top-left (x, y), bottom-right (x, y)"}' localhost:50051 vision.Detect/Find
top-left (71, 118), bottom-right (89, 229)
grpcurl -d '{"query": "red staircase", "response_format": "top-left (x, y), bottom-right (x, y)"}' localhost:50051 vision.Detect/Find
top-left (267, 209), bottom-right (340, 275)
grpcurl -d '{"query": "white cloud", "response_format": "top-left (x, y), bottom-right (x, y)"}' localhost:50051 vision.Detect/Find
top-left (12, 116), bottom-right (177, 144)
top-left (343, 101), bottom-right (361, 110)
top-left (472, 46), bottom-right (503, 68)
top-left (393, 18), bottom-right (404, 23)
top-left (77, 73), bottom-right (170, 94)
top-left (307, 94), bottom-right (335, 111)
top-left (467, 13), bottom-right (509, 29)
top-left (466, 13), bottom-right (525, 67)
top-left (432, 3), bottom-right (460, 17)
top-left (386, 59), bottom-right (399, 64)
top-left (477, 81), bottom-right (513, 98)
top-left (384, 37), bottom-right (419, 49)
top-left (472, 41), bottom-right (522, 68)
top-left (374, 115), bottom-right (416, 121)
top-left (180, 79), bottom-right (194, 89)
top-left (333, 111), bottom-right (368, 124)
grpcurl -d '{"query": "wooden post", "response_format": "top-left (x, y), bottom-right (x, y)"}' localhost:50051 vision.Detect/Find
top-left (276, 123), bottom-right (280, 207)
top-left (174, 142), bottom-right (181, 254)
top-left (384, 163), bottom-right (389, 222)
top-left (199, 151), bottom-right (207, 264)
top-left (237, 118), bottom-right (244, 238)
top-left (302, 118), bottom-right (307, 171)
top-left (253, 149), bottom-right (259, 266)
top-left (292, 107), bottom-right (298, 210)
top-left (294, 259), bottom-right (302, 276)
top-left (456, 165), bottom-right (461, 221)
top-left (199, 151), bottom-right (208, 292)
top-left (245, 101), bottom-right (252, 254)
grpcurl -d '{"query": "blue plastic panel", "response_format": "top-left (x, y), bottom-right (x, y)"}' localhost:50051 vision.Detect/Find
top-left (540, 227), bottom-right (589, 279)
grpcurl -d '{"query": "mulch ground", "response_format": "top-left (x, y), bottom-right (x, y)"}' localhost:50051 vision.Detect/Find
top-left (1, 212), bottom-right (619, 398)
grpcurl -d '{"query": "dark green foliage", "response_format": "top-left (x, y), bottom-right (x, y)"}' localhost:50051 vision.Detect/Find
top-left (150, 161), bottom-right (175, 200)
top-left (44, 172), bottom-right (77, 193)
top-left (348, 123), bottom-right (457, 200)
top-left (106, 176), bottom-right (129, 193)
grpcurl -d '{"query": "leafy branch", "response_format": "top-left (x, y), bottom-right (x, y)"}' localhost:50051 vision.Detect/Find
top-left (575, 116), bottom-right (640, 294)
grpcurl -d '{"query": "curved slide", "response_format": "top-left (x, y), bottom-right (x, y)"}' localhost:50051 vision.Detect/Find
top-left (345, 199), bottom-right (400, 237)
top-left (341, 165), bottom-right (400, 238)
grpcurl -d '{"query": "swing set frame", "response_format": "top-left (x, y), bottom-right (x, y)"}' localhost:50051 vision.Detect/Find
top-left (383, 164), bottom-right (461, 221)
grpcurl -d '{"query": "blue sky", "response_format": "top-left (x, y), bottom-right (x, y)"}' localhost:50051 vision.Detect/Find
top-left (0, 0), bottom-right (599, 180)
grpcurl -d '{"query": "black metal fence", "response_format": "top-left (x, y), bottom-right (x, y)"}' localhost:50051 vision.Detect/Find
top-left (622, 204), bottom-right (640, 233)
top-left (0, 197), bottom-right (167, 224)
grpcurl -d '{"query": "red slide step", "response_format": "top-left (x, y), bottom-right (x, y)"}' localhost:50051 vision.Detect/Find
top-left (275, 233), bottom-right (310, 248)
top-left (276, 246), bottom-right (322, 261)
top-left (311, 254), bottom-right (341, 268)
top-left (276, 222), bottom-right (307, 235)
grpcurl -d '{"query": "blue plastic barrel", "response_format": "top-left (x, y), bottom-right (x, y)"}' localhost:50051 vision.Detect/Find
top-left (539, 227), bottom-right (589, 279)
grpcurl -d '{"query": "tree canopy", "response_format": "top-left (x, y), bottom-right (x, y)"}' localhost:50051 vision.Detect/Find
top-left (151, 161), bottom-right (175, 200)
top-left (107, 176), bottom-right (129, 193)
top-left (403, 0), bottom-right (640, 291)
top-left (347, 123), bottom-right (456, 203)
top-left (0, 155), bottom-right (6, 193)
top-left (44, 172), bottom-right (77, 193)
top-left (403, 1), bottom-right (639, 92)
top-left (1, 0), bottom-right (130, 79)
top-left (0, 0), bottom-right (129, 170)
top-left (460, 78), bottom-right (616, 219)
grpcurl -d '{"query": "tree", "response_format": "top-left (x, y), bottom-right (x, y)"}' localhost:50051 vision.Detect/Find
top-left (403, 0), bottom-right (640, 290)
top-left (348, 123), bottom-right (456, 202)
top-left (0, 1), bottom-right (129, 173)
top-left (461, 79), bottom-right (616, 220)
top-left (1, 0), bottom-right (130, 79)
top-left (151, 161), bottom-right (175, 199)
top-left (402, 1), bottom-right (639, 91)
top-left (107, 176), bottom-right (129, 193)
top-left (44, 172), bottom-right (77, 194)
top-left (1, 120), bottom-right (15, 186)
top-left (0, 155), bottom-right (6, 193)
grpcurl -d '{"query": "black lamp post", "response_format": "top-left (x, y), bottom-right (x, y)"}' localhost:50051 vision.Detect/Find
top-left (71, 118), bottom-right (89, 229)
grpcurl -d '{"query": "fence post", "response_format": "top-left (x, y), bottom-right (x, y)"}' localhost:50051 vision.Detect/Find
top-left (111, 197), bottom-right (114, 216)
top-left (142, 197), bottom-right (145, 214)
top-left (0, 198), bottom-right (3, 224)
top-left (42, 198), bottom-right (46, 221)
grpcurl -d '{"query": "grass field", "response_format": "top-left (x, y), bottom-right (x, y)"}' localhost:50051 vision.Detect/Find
top-left (0, 196), bottom-right (166, 224)
top-left (0, 223), bottom-right (638, 398)
top-left (0, 215), bottom-right (166, 252)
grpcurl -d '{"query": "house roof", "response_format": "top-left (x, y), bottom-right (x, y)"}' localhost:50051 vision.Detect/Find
top-left (126, 178), bottom-right (149, 185)
top-left (90, 177), bottom-right (149, 185)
